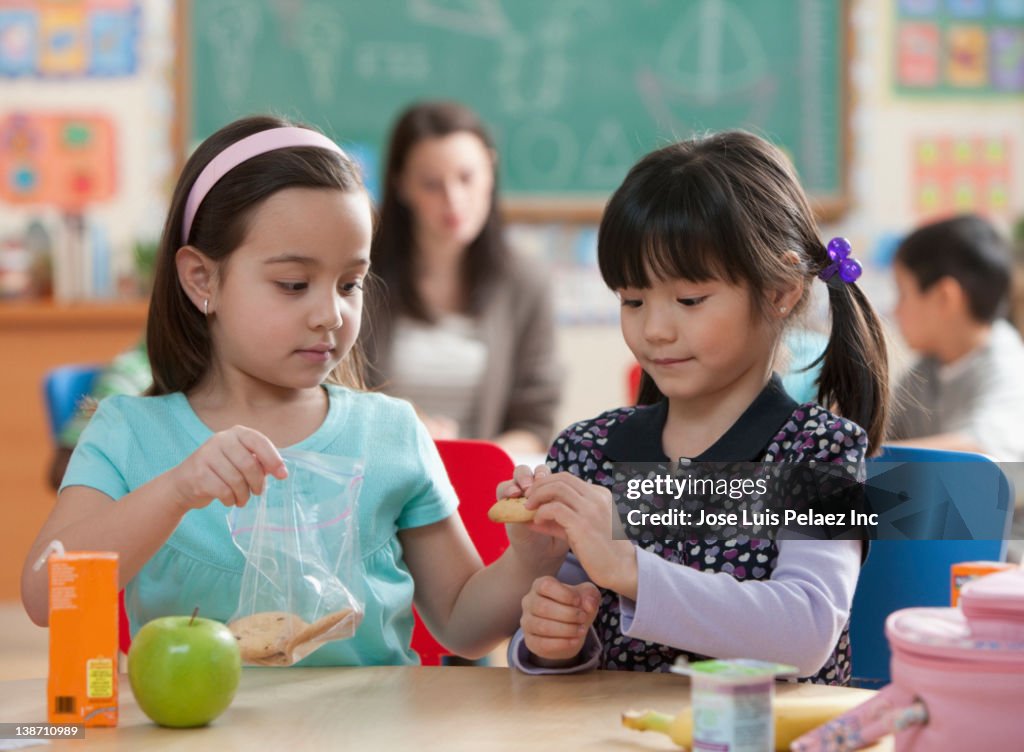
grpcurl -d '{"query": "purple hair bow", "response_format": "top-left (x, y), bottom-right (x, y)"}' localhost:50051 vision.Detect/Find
top-left (818, 237), bottom-right (862, 286)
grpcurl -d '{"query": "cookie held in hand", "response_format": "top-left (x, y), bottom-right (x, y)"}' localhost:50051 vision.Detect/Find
top-left (487, 496), bottom-right (535, 524)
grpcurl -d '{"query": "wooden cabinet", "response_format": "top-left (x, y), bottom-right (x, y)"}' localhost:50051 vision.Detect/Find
top-left (0, 301), bottom-right (148, 600)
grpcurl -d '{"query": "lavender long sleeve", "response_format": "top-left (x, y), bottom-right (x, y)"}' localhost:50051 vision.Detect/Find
top-left (509, 539), bottom-right (862, 677)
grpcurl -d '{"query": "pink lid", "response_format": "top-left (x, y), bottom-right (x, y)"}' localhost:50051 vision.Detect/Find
top-left (960, 567), bottom-right (1024, 641)
top-left (885, 608), bottom-right (1024, 666)
top-left (960, 567), bottom-right (1024, 611)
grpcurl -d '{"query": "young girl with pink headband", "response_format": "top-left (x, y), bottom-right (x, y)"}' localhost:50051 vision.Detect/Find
top-left (22, 115), bottom-right (566, 665)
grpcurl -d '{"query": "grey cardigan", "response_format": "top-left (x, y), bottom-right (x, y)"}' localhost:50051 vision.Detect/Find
top-left (361, 255), bottom-right (563, 447)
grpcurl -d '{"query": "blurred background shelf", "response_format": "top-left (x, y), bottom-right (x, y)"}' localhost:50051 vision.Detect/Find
top-left (0, 299), bottom-right (148, 328)
top-left (0, 299), bottom-right (148, 602)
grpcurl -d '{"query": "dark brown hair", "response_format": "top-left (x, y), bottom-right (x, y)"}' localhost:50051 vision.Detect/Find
top-left (895, 213), bottom-right (1012, 323)
top-left (146, 115), bottom-right (369, 396)
top-left (598, 131), bottom-right (889, 452)
top-left (371, 100), bottom-right (506, 321)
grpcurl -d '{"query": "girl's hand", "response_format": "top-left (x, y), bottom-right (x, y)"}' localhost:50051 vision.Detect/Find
top-left (170, 426), bottom-right (287, 512)
top-left (522, 576), bottom-right (601, 662)
top-left (499, 465), bottom-right (570, 564)
top-left (527, 473), bottom-right (638, 598)
top-left (495, 462), bottom-right (546, 501)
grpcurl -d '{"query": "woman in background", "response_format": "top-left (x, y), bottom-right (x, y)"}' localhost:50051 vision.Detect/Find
top-left (363, 101), bottom-right (561, 455)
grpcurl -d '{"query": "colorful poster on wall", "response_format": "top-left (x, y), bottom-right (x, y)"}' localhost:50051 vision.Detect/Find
top-left (894, 0), bottom-right (1024, 94)
top-left (0, 0), bottom-right (138, 77)
top-left (0, 113), bottom-right (117, 210)
top-left (912, 135), bottom-right (1012, 219)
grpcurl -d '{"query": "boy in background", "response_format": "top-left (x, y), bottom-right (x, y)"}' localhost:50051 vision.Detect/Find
top-left (889, 214), bottom-right (1024, 462)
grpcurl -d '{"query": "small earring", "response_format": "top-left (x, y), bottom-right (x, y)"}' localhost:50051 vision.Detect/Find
top-left (779, 306), bottom-right (788, 314)
top-left (203, 299), bottom-right (209, 316)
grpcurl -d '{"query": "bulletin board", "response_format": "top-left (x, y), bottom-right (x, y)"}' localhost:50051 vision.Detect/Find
top-left (179, 0), bottom-right (853, 221)
top-left (894, 0), bottom-right (1024, 95)
top-left (0, 0), bottom-right (139, 78)
top-left (0, 113), bottom-right (117, 210)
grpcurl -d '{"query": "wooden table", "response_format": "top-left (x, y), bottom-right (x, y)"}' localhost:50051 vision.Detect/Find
top-left (0, 666), bottom-right (890, 750)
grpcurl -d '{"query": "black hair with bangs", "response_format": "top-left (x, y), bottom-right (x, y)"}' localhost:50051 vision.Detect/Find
top-left (598, 131), bottom-right (890, 453)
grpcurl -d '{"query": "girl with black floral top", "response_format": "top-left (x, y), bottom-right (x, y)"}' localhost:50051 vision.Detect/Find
top-left (501, 131), bottom-right (890, 685)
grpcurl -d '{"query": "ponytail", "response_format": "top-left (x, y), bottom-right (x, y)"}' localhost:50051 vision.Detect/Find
top-left (814, 279), bottom-right (889, 455)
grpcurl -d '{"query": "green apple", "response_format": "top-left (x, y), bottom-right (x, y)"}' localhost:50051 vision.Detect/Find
top-left (128, 615), bottom-right (241, 728)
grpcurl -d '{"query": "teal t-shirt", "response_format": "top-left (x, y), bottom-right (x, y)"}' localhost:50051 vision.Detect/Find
top-left (61, 384), bottom-right (459, 666)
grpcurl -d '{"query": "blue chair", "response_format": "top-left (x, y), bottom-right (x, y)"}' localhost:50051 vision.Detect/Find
top-left (42, 364), bottom-right (102, 440)
top-left (42, 362), bottom-right (134, 655)
top-left (850, 446), bottom-right (1013, 687)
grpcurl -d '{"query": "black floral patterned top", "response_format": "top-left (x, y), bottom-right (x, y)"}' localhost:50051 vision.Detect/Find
top-left (546, 375), bottom-right (867, 685)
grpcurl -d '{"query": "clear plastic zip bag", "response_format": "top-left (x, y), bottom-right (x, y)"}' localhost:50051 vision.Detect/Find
top-left (227, 449), bottom-right (364, 666)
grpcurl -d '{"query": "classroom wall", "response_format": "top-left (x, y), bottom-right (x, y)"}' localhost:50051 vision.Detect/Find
top-left (2, 0), bottom-right (1023, 431)
top-left (0, 0), bottom-right (175, 296)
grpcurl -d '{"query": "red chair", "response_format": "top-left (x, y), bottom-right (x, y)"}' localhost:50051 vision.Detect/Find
top-left (118, 592), bottom-right (131, 654)
top-left (411, 439), bottom-right (515, 665)
top-left (627, 362), bottom-right (643, 404)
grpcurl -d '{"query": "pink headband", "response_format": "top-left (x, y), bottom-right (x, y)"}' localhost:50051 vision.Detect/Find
top-left (181, 127), bottom-right (348, 241)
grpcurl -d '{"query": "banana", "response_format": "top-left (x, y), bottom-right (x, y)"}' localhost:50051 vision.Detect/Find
top-left (622, 707), bottom-right (693, 746)
top-left (622, 694), bottom-right (869, 751)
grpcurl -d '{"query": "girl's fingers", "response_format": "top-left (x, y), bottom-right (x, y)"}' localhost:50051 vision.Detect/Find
top-left (532, 501), bottom-right (578, 532)
top-left (522, 613), bottom-right (589, 639)
top-left (523, 480), bottom-right (586, 511)
top-left (511, 464), bottom-right (536, 492)
top-left (204, 470), bottom-right (238, 507)
top-left (224, 437), bottom-right (269, 496)
top-left (526, 519), bottom-right (568, 540)
top-left (234, 427), bottom-right (287, 479)
top-left (531, 470), bottom-right (583, 491)
top-left (526, 594), bottom-right (588, 625)
top-left (531, 575), bottom-right (582, 606)
top-left (496, 479), bottom-right (523, 500)
top-left (208, 459), bottom-right (247, 507)
top-left (574, 582), bottom-right (602, 615)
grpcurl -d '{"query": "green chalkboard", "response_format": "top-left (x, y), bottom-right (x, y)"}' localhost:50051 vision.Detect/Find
top-left (185, 0), bottom-right (850, 219)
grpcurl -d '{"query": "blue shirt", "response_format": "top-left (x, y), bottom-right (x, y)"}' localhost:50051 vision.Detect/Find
top-left (61, 385), bottom-right (458, 666)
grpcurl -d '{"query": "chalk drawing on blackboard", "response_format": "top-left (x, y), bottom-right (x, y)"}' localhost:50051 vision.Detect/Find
top-left (632, 0), bottom-right (778, 138)
top-left (493, 0), bottom-right (610, 114)
top-left (293, 3), bottom-right (345, 104)
top-left (496, 32), bottom-right (568, 113)
top-left (354, 41), bottom-right (430, 83)
top-left (657, 0), bottom-right (767, 105)
top-left (495, 0), bottom-right (606, 114)
top-left (635, 66), bottom-right (777, 137)
top-left (201, 0), bottom-right (262, 105)
top-left (797, 0), bottom-right (827, 196)
top-left (410, 0), bottom-right (508, 38)
top-left (509, 119), bottom-right (578, 187)
top-left (580, 121), bottom-right (634, 186)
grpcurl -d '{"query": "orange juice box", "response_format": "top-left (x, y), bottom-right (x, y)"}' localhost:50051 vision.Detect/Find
top-left (47, 550), bottom-right (119, 726)
top-left (951, 561), bottom-right (1017, 607)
